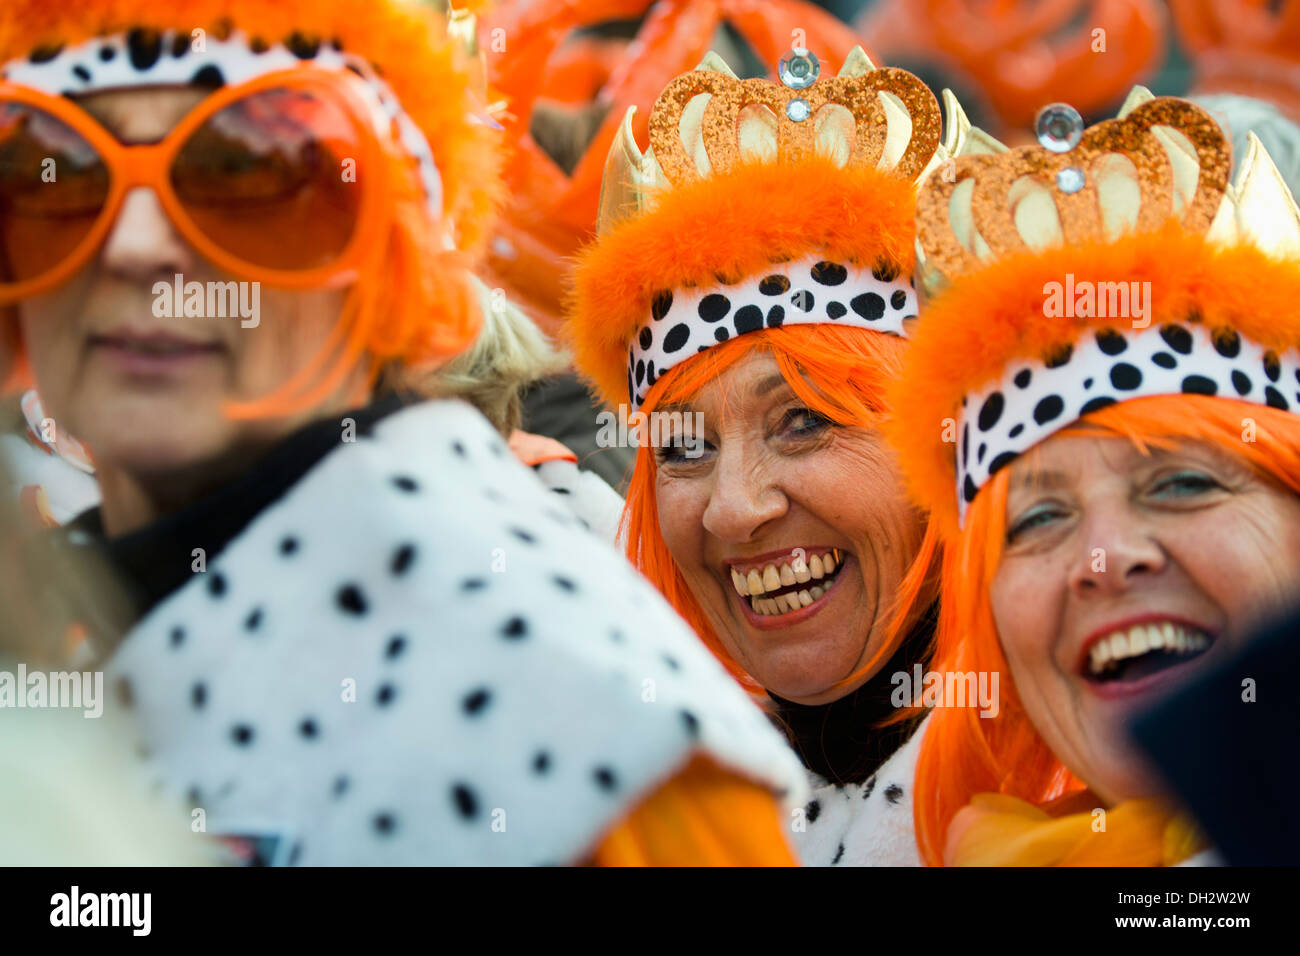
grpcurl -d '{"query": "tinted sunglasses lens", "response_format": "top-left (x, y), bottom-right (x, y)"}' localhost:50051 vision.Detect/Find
top-left (0, 101), bottom-right (109, 286)
top-left (172, 86), bottom-right (365, 271)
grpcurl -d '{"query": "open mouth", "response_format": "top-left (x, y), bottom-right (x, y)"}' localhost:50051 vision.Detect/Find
top-left (728, 548), bottom-right (848, 617)
top-left (1083, 620), bottom-right (1215, 685)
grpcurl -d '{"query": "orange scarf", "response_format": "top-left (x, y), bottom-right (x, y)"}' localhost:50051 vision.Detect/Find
top-left (945, 793), bottom-right (1207, 866)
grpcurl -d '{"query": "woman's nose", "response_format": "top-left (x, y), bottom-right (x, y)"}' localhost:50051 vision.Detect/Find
top-left (701, 441), bottom-right (787, 543)
top-left (99, 188), bottom-right (196, 284)
top-left (1066, 500), bottom-right (1167, 598)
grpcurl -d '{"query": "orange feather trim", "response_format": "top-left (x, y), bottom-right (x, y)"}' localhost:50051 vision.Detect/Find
top-left (567, 158), bottom-right (919, 409)
top-left (888, 226), bottom-right (1300, 538)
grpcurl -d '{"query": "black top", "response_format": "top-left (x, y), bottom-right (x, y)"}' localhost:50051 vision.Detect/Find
top-left (767, 603), bottom-right (937, 786)
top-left (60, 392), bottom-right (412, 640)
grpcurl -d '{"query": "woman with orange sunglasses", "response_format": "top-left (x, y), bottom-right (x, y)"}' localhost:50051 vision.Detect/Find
top-left (0, 0), bottom-right (807, 865)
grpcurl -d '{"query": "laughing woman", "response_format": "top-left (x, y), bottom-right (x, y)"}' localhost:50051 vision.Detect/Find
top-left (0, 0), bottom-right (808, 865)
top-left (569, 49), bottom-right (966, 864)
top-left (890, 92), bottom-right (1300, 865)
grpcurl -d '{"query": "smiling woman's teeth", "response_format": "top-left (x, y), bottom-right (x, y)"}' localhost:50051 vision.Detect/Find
top-left (730, 550), bottom-right (843, 616)
top-left (1087, 622), bottom-right (1212, 676)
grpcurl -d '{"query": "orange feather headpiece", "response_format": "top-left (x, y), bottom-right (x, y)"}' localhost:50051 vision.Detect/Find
top-left (889, 89), bottom-right (1300, 537)
top-left (568, 46), bottom-right (967, 412)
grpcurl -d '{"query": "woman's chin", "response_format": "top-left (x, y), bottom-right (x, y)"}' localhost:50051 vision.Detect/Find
top-left (751, 647), bottom-right (869, 704)
top-left (87, 427), bottom-right (231, 479)
top-left (1073, 746), bottom-right (1169, 806)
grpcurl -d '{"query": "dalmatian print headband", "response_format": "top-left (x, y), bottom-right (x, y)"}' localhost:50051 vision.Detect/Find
top-left (1, 27), bottom-right (443, 220)
top-left (956, 320), bottom-right (1300, 524)
top-left (626, 253), bottom-right (917, 410)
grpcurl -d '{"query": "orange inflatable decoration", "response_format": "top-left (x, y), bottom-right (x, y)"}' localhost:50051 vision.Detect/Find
top-left (1170, 0), bottom-right (1300, 124)
top-left (858, 0), bottom-right (1165, 138)
top-left (478, 0), bottom-right (871, 338)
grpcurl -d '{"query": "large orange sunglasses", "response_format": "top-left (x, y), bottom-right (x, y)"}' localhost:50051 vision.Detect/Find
top-left (0, 68), bottom-right (396, 305)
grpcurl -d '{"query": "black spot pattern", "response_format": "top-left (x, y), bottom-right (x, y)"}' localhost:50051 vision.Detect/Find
top-left (1161, 324), bottom-right (1193, 354)
top-left (1110, 363), bottom-right (1142, 390)
top-left (811, 261), bottom-right (847, 285)
top-left (462, 687), bottom-right (491, 715)
top-left (698, 294), bottom-right (730, 321)
top-left (1213, 329), bottom-right (1241, 358)
top-left (191, 65), bottom-right (224, 89)
top-left (286, 32), bottom-right (321, 59)
top-left (1096, 329), bottom-right (1127, 355)
top-left (1080, 396), bottom-right (1117, 415)
top-left (759, 275), bottom-right (790, 295)
top-left (1033, 395), bottom-right (1064, 424)
top-left (651, 290), bottom-right (672, 320)
top-left (850, 292), bottom-right (885, 321)
top-left (336, 584), bottom-right (367, 615)
top-left (734, 305), bottom-right (763, 334)
top-left (1264, 352), bottom-right (1281, 382)
top-left (977, 393), bottom-right (1004, 431)
top-left (1152, 352), bottom-right (1177, 369)
top-left (663, 323), bottom-right (690, 353)
top-left (1044, 344), bottom-right (1073, 368)
top-left (30, 44), bottom-right (63, 64)
top-left (126, 29), bottom-right (162, 70)
top-left (390, 544), bottom-right (416, 576)
top-left (988, 451), bottom-right (1017, 475)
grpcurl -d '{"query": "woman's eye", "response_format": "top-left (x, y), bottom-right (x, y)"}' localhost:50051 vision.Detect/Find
top-left (1150, 470), bottom-right (1222, 498)
top-left (654, 433), bottom-right (712, 464)
top-left (780, 407), bottom-right (831, 438)
top-left (1006, 505), bottom-right (1065, 543)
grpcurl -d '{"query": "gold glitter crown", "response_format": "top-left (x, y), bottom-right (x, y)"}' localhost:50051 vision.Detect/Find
top-left (914, 87), bottom-right (1300, 295)
top-left (596, 47), bottom-right (965, 236)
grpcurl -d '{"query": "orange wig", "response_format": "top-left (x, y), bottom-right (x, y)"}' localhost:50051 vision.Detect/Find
top-left (0, 0), bottom-right (504, 412)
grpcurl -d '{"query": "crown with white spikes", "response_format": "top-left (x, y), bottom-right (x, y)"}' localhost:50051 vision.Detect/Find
top-left (597, 46), bottom-right (969, 235)
top-left (895, 88), bottom-right (1300, 530)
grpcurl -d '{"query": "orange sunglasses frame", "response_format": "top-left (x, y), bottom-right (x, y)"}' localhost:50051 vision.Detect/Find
top-left (0, 66), bottom-right (396, 305)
